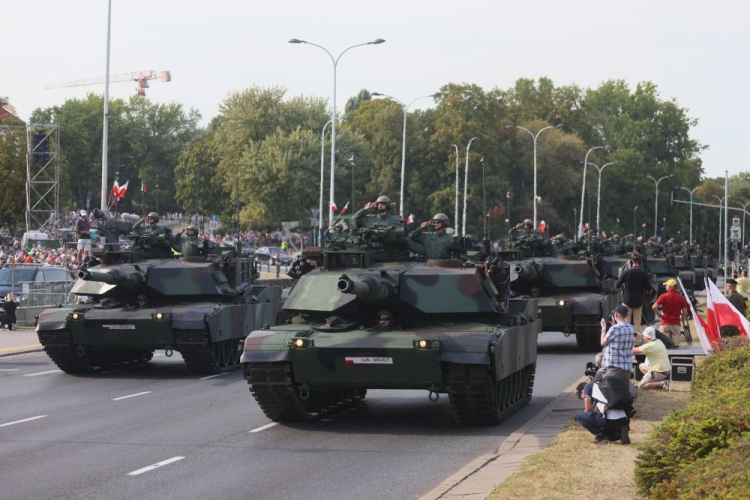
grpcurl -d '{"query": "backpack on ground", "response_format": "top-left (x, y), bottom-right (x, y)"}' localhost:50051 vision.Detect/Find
top-left (598, 375), bottom-right (634, 412)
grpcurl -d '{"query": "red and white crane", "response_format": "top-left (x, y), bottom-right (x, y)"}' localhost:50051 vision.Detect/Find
top-left (47, 70), bottom-right (171, 96)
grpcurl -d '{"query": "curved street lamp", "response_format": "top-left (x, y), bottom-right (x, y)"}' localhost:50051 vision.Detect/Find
top-left (646, 174), bottom-right (673, 237)
top-left (451, 144), bottom-right (459, 226)
top-left (462, 137), bottom-right (479, 236)
top-left (588, 161), bottom-right (617, 234)
top-left (679, 186), bottom-right (700, 245)
top-left (578, 146), bottom-right (603, 237)
top-left (318, 120), bottom-right (332, 244)
top-left (506, 124), bottom-right (562, 227)
top-left (738, 201), bottom-right (750, 249)
top-left (371, 92), bottom-right (441, 217)
top-left (289, 38), bottom-right (385, 226)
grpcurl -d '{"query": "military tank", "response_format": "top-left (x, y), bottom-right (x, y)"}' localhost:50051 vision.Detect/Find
top-left (36, 228), bottom-right (284, 374)
top-left (241, 221), bottom-right (539, 425)
top-left (501, 234), bottom-right (621, 352)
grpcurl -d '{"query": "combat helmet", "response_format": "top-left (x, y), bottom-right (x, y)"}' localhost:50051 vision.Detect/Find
top-left (186, 224), bottom-right (198, 233)
top-left (432, 213), bottom-right (449, 224)
top-left (375, 195), bottom-right (391, 204)
top-left (147, 212), bottom-right (159, 222)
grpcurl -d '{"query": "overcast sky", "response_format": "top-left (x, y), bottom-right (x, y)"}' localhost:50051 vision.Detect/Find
top-left (3, 0), bottom-right (747, 178)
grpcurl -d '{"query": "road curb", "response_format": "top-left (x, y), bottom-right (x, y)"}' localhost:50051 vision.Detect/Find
top-left (419, 376), bottom-right (587, 500)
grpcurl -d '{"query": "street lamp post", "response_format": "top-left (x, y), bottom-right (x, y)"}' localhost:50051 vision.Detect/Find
top-left (633, 205), bottom-right (639, 237)
top-left (318, 120), bottom-right (332, 244)
top-left (738, 201), bottom-right (750, 249)
top-left (589, 161), bottom-right (617, 233)
top-left (711, 195), bottom-right (725, 261)
top-left (100, 0), bottom-right (112, 212)
top-left (679, 187), bottom-right (699, 244)
top-left (507, 124), bottom-right (561, 227)
top-left (462, 137), bottom-right (479, 237)
top-left (578, 146), bottom-right (603, 238)
top-left (372, 92), bottom-right (441, 217)
top-left (646, 174), bottom-right (673, 237)
top-left (289, 37), bottom-right (385, 227)
top-left (452, 144), bottom-right (459, 226)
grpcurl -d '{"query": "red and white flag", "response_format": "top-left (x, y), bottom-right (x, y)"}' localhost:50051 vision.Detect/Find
top-left (330, 201), bottom-right (337, 212)
top-left (111, 180), bottom-right (120, 197)
top-left (406, 214), bottom-right (415, 225)
top-left (584, 223), bottom-right (590, 232)
top-left (339, 201), bottom-right (350, 215)
top-left (539, 220), bottom-right (546, 233)
top-left (600, 231), bottom-right (607, 240)
top-left (347, 155), bottom-right (356, 166)
top-left (141, 180), bottom-right (147, 193)
top-left (637, 236), bottom-right (643, 243)
top-left (704, 277), bottom-right (749, 349)
top-left (117, 180), bottom-right (130, 200)
top-left (677, 277), bottom-right (714, 353)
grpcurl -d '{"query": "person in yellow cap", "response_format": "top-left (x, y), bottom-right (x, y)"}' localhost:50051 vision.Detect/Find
top-left (652, 278), bottom-right (688, 345)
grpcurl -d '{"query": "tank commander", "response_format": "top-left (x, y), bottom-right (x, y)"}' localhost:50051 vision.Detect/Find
top-left (324, 222), bottom-right (348, 243)
top-left (552, 234), bottom-right (574, 256)
top-left (367, 310), bottom-right (400, 332)
top-left (410, 213), bottom-right (454, 260)
top-left (132, 212), bottom-right (165, 236)
top-left (136, 294), bottom-right (149, 308)
top-left (509, 218), bottom-right (538, 242)
top-left (172, 224), bottom-right (201, 257)
top-left (352, 195), bottom-right (400, 229)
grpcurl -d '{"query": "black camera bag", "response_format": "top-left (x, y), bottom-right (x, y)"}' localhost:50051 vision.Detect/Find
top-left (598, 376), bottom-right (634, 411)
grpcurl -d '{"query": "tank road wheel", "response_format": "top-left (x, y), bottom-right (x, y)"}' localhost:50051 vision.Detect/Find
top-left (573, 315), bottom-right (603, 352)
top-left (38, 330), bottom-right (102, 374)
top-left (176, 330), bottom-right (241, 375)
top-left (243, 362), bottom-right (324, 422)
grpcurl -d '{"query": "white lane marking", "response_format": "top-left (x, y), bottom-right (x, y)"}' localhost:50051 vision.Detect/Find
top-left (112, 391), bottom-right (152, 401)
top-left (127, 456), bottom-right (185, 476)
top-left (24, 370), bottom-right (62, 377)
top-left (0, 415), bottom-right (47, 428)
top-left (249, 422), bottom-right (278, 433)
top-left (200, 373), bottom-right (228, 380)
top-left (0, 369), bottom-right (21, 372)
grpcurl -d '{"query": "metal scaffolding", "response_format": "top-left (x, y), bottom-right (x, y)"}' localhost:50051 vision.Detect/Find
top-left (26, 123), bottom-right (60, 234)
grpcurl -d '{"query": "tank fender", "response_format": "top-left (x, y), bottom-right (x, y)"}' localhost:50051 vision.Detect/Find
top-left (36, 308), bottom-right (73, 331)
top-left (492, 324), bottom-right (538, 380)
top-left (570, 298), bottom-right (605, 316)
top-left (240, 329), bottom-right (297, 363)
top-left (206, 304), bottom-right (243, 341)
top-left (438, 331), bottom-right (492, 365)
top-left (171, 307), bottom-right (213, 330)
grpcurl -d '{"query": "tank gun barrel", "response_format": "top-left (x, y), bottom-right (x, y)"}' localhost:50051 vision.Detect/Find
top-left (78, 269), bottom-right (143, 287)
top-left (513, 263), bottom-right (540, 281)
top-left (337, 274), bottom-right (393, 303)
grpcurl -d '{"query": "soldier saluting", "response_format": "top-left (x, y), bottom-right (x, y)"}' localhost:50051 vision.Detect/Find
top-left (132, 212), bottom-right (165, 236)
top-left (410, 213), bottom-right (453, 260)
top-left (352, 195), bottom-right (400, 228)
top-left (172, 224), bottom-right (201, 257)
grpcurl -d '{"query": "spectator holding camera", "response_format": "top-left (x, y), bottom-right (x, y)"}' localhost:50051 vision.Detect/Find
top-left (576, 380), bottom-right (631, 444)
top-left (600, 305), bottom-right (635, 382)
top-left (615, 252), bottom-right (652, 335)
top-left (633, 326), bottom-right (671, 390)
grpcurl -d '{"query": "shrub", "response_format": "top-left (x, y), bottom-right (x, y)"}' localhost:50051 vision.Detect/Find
top-left (634, 399), bottom-right (750, 495)
top-left (691, 339), bottom-right (750, 405)
top-left (651, 433), bottom-right (750, 500)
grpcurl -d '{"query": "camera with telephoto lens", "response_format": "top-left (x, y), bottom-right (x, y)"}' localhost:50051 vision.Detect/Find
top-left (584, 361), bottom-right (598, 378)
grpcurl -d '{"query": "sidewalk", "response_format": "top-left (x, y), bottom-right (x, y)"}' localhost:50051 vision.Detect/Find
top-left (420, 378), bottom-right (584, 500)
top-left (0, 327), bottom-right (42, 358)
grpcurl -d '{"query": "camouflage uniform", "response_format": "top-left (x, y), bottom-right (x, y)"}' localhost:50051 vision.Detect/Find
top-left (132, 212), bottom-right (165, 236)
top-left (410, 226), bottom-right (453, 259)
top-left (352, 196), bottom-right (400, 229)
top-left (172, 232), bottom-right (200, 257)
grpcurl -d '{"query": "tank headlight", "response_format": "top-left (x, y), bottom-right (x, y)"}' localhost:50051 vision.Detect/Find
top-left (557, 300), bottom-right (565, 307)
top-left (156, 313), bottom-right (163, 320)
top-left (414, 339), bottom-right (438, 349)
top-left (72, 313), bottom-right (80, 320)
top-left (418, 340), bottom-right (428, 348)
top-left (290, 337), bottom-right (312, 348)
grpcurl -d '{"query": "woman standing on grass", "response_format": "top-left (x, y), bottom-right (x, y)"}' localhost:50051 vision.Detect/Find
top-left (2, 293), bottom-right (18, 330)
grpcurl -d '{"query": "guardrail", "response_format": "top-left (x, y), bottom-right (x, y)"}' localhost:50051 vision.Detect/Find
top-left (16, 280), bottom-right (76, 327)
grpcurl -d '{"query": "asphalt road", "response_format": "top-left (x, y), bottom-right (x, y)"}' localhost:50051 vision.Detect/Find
top-left (0, 332), bottom-right (590, 500)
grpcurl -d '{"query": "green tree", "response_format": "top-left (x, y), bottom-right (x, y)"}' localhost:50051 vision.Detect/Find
top-left (0, 116), bottom-right (28, 231)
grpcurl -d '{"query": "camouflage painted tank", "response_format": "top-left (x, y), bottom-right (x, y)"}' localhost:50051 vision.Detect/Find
top-left (241, 222), bottom-right (539, 425)
top-left (669, 253), bottom-right (704, 291)
top-left (501, 236), bottom-right (621, 352)
top-left (36, 230), bottom-right (284, 374)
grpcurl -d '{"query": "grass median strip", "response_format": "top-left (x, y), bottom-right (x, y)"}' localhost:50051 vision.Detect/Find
top-left (487, 385), bottom-right (690, 500)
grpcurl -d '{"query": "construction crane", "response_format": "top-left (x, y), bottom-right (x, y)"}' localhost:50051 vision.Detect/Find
top-left (47, 70), bottom-right (171, 96)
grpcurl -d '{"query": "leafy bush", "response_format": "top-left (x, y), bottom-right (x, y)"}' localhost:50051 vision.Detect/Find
top-left (635, 342), bottom-right (750, 495)
top-left (651, 433), bottom-right (750, 500)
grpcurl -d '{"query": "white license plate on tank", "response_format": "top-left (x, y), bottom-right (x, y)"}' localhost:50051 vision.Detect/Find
top-left (344, 357), bottom-right (393, 365)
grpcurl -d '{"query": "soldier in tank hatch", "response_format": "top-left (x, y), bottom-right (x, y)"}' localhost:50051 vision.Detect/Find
top-left (352, 196), bottom-right (400, 228)
top-left (410, 213), bottom-right (453, 260)
top-left (133, 212), bottom-right (165, 235)
top-left (172, 224), bottom-right (201, 257)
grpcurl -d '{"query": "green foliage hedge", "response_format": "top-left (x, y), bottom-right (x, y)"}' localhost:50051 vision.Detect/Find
top-left (635, 340), bottom-right (750, 498)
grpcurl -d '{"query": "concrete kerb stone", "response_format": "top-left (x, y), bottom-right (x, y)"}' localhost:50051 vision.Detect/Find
top-left (419, 376), bottom-right (587, 500)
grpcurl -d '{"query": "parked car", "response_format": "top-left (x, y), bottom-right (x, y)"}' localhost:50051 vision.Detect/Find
top-left (0, 265), bottom-right (73, 303)
top-left (254, 246), bottom-right (292, 265)
top-left (240, 241), bottom-right (256, 256)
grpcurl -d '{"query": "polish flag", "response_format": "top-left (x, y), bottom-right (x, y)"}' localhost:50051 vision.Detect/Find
top-left (637, 236), bottom-right (643, 243)
top-left (347, 155), bottom-right (356, 166)
top-left (330, 201), bottom-right (337, 212)
top-left (600, 231), bottom-right (607, 240)
top-left (111, 180), bottom-right (120, 197)
top-left (583, 223), bottom-right (590, 232)
top-left (704, 277), bottom-right (749, 348)
top-left (407, 214), bottom-right (415, 225)
top-left (339, 201), bottom-right (350, 215)
top-left (117, 180), bottom-right (130, 200)
top-left (141, 180), bottom-right (147, 193)
top-left (677, 277), bottom-right (715, 353)
top-left (539, 220), bottom-right (546, 233)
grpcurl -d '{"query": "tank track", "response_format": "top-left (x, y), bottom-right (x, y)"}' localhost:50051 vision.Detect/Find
top-left (38, 330), bottom-right (153, 374)
top-left (573, 315), bottom-right (603, 352)
top-left (243, 362), bottom-right (366, 422)
top-left (175, 330), bottom-right (242, 375)
top-left (445, 362), bottom-right (535, 425)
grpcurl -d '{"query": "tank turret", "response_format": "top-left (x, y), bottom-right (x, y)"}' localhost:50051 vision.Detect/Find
top-left (337, 274), bottom-right (393, 303)
top-left (78, 268), bottom-right (143, 288)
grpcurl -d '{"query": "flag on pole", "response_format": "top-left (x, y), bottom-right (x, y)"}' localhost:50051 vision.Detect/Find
top-left (117, 180), bottom-right (130, 200)
top-left (539, 220), bottom-right (546, 233)
top-left (637, 236), bottom-right (643, 243)
top-left (506, 191), bottom-right (511, 199)
top-left (339, 201), bottom-right (350, 215)
top-left (678, 277), bottom-right (713, 353)
top-left (347, 155), bottom-right (356, 166)
top-left (406, 214), bottom-right (415, 225)
top-left (111, 180), bottom-right (120, 197)
top-left (584, 223), bottom-right (590, 232)
top-left (141, 180), bottom-right (147, 193)
top-left (705, 277), bottom-right (749, 343)
top-left (330, 201), bottom-right (337, 212)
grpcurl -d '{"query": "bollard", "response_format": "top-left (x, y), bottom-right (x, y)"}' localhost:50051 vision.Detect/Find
top-left (276, 260), bottom-right (281, 278)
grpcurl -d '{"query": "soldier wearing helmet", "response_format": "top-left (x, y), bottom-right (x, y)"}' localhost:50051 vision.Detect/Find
top-left (410, 213), bottom-right (454, 260)
top-left (509, 218), bottom-right (541, 246)
top-left (173, 224), bottom-right (201, 257)
top-left (352, 195), bottom-right (400, 229)
top-left (133, 211), bottom-right (165, 236)
top-left (552, 233), bottom-right (573, 256)
top-left (136, 294), bottom-right (149, 308)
